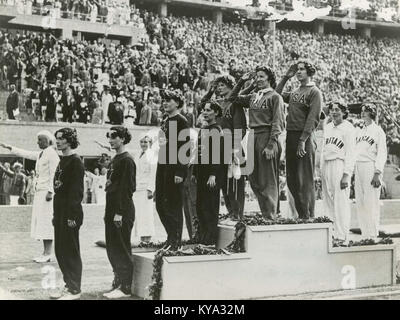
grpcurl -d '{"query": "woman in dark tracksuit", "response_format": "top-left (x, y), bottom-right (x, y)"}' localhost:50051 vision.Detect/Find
top-left (193, 101), bottom-right (225, 246)
top-left (51, 128), bottom-right (84, 300)
top-left (103, 126), bottom-right (136, 299)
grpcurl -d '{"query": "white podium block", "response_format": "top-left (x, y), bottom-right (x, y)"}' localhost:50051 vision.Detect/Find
top-left (132, 223), bottom-right (396, 299)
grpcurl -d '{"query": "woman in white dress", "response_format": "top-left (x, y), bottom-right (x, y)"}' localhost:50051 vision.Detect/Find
top-left (0, 131), bottom-right (59, 263)
top-left (132, 135), bottom-right (156, 243)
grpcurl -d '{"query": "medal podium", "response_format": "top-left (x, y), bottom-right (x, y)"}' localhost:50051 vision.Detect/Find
top-left (131, 222), bottom-right (396, 300)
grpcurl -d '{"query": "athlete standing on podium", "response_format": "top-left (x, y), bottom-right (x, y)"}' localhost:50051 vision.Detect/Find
top-left (321, 102), bottom-right (356, 245)
top-left (354, 103), bottom-right (387, 241)
top-left (276, 61), bottom-right (323, 220)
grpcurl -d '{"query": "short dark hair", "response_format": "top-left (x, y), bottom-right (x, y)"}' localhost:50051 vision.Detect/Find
top-left (215, 75), bottom-right (236, 89)
top-left (55, 128), bottom-right (79, 149)
top-left (361, 102), bottom-right (377, 120)
top-left (203, 100), bottom-right (223, 118)
top-left (107, 126), bottom-right (132, 145)
top-left (297, 60), bottom-right (316, 77)
top-left (255, 66), bottom-right (277, 89)
top-left (327, 101), bottom-right (348, 119)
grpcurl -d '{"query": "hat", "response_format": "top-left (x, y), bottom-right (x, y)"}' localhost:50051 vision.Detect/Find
top-left (13, 162), bottom-right (23, 169)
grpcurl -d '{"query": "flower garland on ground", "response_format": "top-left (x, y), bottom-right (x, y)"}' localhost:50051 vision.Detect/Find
top-left (147, 213), bottom-right (394, 299)
top-left (332, 237), bottom-right (393, 248)
top-left (148, 245), bottom-right (228, 300)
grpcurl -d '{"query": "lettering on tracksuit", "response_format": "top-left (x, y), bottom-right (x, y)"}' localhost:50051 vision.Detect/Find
top-left (356, 135), bottom-right (375, 146)
top-left (291, 93), bottom-right (306, 104)
top-left (325, 137), bottom-right (345, 149)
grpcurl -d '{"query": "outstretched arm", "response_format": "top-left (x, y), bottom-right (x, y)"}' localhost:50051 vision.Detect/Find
top-left (226, 72), bottom-right (255, 107)
top-left (0, 143), bottom-right (39, 160)
top-left (200, 80), bottom-right (217, 104)
top-left (0, 163), bottom-right (15, 177)
top-left (94, 140), bottom-right (112, 152)
top-left (276, 63), bottom-right (298, 102)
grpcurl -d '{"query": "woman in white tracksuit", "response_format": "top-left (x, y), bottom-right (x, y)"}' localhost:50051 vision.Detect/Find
top-left (355, 103), bottom-right (387, 240)
top-left (132, 135), bottom-right (157, 243)
top-left (321, 102), bottom-right (356, 244)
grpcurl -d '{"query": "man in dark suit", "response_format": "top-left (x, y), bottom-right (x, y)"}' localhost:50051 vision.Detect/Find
top-left (6, 84), bottom-right (19, 120)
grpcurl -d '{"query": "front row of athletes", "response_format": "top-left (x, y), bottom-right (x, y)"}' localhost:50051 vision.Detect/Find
top-left (321, 101), bottom-right (387, 246)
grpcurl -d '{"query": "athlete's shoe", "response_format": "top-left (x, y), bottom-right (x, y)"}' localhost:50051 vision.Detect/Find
top-left (103, 288), bottom-right (131, 299)
top-left (57, 291), bottom-right (81, 300)
top-left (34, 255), bottom-right (51, 263)
top-left (50, 287), bottom-right (69, 299)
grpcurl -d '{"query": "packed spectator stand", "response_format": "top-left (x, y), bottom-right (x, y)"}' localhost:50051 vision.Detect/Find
top-left (1, 7), bottom-right (400, 128)
top-left (1, 0), bottom-right (146, 27)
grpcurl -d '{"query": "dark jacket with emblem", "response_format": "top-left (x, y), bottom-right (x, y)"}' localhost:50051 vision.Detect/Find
top-left (105, 151), bottom-right (136, 222)
top-left (53, 154), bottom-right (85, 226)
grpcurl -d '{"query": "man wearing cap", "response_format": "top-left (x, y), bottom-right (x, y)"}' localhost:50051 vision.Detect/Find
top-left (156, 90), bottom-right (189, 250)
top-left (0, 131), bottom-right (59, 262)
top-left (355, 103), bottom-right (387, 241)
top-left (320, 102), bottom-right (356, 245)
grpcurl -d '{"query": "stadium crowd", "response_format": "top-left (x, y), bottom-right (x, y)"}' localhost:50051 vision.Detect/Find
top-left (1, 0), bottom-right (146, 27)
top-left (1, 9), bottom-right (399, 128)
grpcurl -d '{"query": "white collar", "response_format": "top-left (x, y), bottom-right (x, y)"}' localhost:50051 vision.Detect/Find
top-left (301, 82), bottom-right (316, 87)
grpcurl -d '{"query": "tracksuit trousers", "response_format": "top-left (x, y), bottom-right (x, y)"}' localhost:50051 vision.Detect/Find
top-left (355, 161), bottom-right (381, 239)
top-left (105, 219), bottom-right (134, 294)
top-left (222, 173), bottom-right (245, 220)
top-left (54, 221), bottom-right (82, 294)
top-left (249, 130), bottom-right (281, 220)
top-left (182, 166), bottom-right (198, 240)
top-left (196, 171), bottom-right (221, 245)
top-left (286, 131), bottom-right (316, 219)
top-left (321, 159), bottom-right (351, 241)
top-left (155, 164), bottom-right (184, 247)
